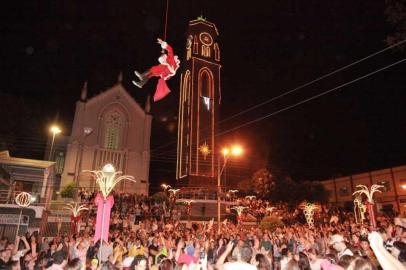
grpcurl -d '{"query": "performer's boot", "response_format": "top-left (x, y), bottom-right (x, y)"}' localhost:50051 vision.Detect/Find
top-left (134, 70), bottom-right (151, 80)
top-left (132, 77), bottom-right (150, 88)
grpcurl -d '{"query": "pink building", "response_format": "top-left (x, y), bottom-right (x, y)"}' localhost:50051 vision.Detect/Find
top-left (61, 78), bottom-right (152, 195)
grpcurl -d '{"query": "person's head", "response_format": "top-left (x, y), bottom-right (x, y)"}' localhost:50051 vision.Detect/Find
top-left (0, 237), bottom-right (8, 246)
top-left (305, 248), bottom-right (319, 261)
top-left (392, 241), bottom-right (406, 262)
top-left (298, 252), bottom-right (311, 270)
top-left (286, 259), bottom-right (300, 270)
top-left (52, 251), bottom-right (67, 267)
top-left (359, 236), bottom-right (370, 251)
top-left (281, 248), bottom-right (291, 258)
top-left (255, 253), bottom-right (271, 270)
top-left (239, 245), bottom-right (253, 263)
top-left (237, 239), bottom-right (245, 248)
top-left (329, 234), bottom-right (346, 252)
top-left (158, 54), bottom-right (167, 64)
top-left (66, 258), bottom-right (83, 270)
top-left (337, 254), bottom-right (352, 269)
top-left (347, 257), bottom-right (373, 270)
top-left (158, 258), bottom-right (173, 270)
top-left (131, 255), bottom-right (147, 270)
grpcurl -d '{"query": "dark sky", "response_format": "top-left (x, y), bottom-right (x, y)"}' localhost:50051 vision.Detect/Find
top-left (1, 1), bottom-right (405, 191)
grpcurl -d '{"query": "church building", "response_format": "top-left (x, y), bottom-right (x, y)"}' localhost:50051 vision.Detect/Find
top-left (60, 76), bottom-right (152, 195)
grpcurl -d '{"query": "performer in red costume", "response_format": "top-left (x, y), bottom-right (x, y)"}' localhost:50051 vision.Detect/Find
top-left (132, 38), bottom-right (180, 101)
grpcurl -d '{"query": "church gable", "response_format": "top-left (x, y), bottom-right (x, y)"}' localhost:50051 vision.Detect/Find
top-left (86, 84), bottom-right (146, 118)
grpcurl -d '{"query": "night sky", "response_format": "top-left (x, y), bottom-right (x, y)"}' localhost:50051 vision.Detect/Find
top-left (1, 1), bottom-right (405, 191)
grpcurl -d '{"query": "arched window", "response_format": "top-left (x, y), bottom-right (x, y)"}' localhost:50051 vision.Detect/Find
top-left (104, 112), bottom-right (123, 150)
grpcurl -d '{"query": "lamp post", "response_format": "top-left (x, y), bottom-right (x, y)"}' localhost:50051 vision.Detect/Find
top-left (48, 125), bottom-right (61, 160)
top-left (75, 127), bottom-right (93, 195)
top-left (15, 192), bottom-right (32, 243)
top-left (217, 145), bottom-right (242, 234)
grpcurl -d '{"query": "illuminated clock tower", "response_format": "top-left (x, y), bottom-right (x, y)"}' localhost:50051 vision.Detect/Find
top-left (177, 18), bottom-right (221, 186)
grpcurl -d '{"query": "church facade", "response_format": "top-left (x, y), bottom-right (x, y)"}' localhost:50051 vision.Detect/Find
top-left (60, 80), bottom-right (152, 195)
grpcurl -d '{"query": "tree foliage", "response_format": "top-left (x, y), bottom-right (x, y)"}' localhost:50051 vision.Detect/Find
top-left (385, 0), bottom-right (406, 50)
top-left (260, 216), bottom-right (285, 231)
top-left (60, 182), bottom-right (76, 198)
top-left (251, 168), bottom-right (273, 198)
top-left (268, 177), bottom-right (330, 207)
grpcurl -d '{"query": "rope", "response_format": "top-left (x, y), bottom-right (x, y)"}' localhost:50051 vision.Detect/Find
top-left (164, 0), bottom-right (169, 40)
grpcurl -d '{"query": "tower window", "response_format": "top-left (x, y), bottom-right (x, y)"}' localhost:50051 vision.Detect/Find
top-left (202, 45), bottom-right (211, 57)
top-left (193, 35), bottom-right (199, 54)
top-left (214, 43), bottom-right (220, 61)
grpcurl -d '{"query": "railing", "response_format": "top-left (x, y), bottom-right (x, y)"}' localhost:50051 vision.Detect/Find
top-left (176, 188), bottom-right (237, 202)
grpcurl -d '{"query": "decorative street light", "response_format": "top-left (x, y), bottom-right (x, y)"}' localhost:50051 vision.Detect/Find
top-left (15, 192), bottom-right (32, 242)
top-left (179, 199), bottom-right (195, 221)
top-left (353, 184), bottom-right (383, 229)
top-left (161, 184), bottom-right (172, 191)
top-left (231, 206), bottom-right (248, 226)
top-left (84, 163), bottom-right (136, 262)
top-left (64, 202), bottom-right (88, 234)
top-left (48, 125), bottom-right (61, 160)
top-left (217, 145), bottom-right (243, 233)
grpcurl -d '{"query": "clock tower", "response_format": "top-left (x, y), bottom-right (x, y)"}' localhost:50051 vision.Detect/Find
top-left (176, 18), bottom-right (221, 186)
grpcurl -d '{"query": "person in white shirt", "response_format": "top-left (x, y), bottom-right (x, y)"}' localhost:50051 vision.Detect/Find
top-left (329, 234), bottom-right (353, 259)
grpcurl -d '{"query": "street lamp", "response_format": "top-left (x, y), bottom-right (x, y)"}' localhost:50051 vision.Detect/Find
top-left (75, 127), bottom-right (93, 193)
top-left (48, 125), bottom-right (61, 160)
top-left (217, 145), bottom-right (243, 233)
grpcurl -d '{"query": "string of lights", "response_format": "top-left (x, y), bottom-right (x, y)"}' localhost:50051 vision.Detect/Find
top-left (149, 38), bottom-right (406, 155)
top-left (145, 57), bottom-right (406, 159)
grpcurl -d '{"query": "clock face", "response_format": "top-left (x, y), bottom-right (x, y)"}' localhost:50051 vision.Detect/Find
top-left (199, 32), bottom-right (213, 46)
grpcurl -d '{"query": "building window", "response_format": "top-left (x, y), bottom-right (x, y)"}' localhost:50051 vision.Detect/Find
top-left (105, 127), bottom-right (120, 150)
top-left (377, 181), bottom-right (391, 192)
top-left (55, 152), bottom-right (65, 175)
top-left (339, 186), bottom-right (349, 196)
top-left (104, 112), bottom-right (123, 150)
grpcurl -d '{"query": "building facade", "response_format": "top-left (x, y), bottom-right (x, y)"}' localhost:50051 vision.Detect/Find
top-left (0, 150), bottom-right (55, 207)
top-left (320, 165), bottom-right (406, 214)
top-left (176, 18), bottom-right (222, 186)
top-left (60, 80), bottom-right (152, 195)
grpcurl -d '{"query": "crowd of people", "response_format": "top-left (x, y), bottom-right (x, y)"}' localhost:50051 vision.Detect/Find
top-left (1, 190), bottom-right (406, 270)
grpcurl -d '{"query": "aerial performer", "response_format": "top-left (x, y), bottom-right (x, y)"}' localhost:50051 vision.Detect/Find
top-left (132, 38), bottom-right (180, 102)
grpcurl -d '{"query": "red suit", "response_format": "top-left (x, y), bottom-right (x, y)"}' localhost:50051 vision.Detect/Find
top-left (133, 39), bottom-right (180, 102)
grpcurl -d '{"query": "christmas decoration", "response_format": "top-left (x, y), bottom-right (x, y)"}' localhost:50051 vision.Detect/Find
top-left (84, 163), bottom-right (136, 261)
top-left (15, 192), bottom-right (33, 242)
top-left (132, 38), bottom-right (180, 102)
top-left (353, 196), bottom-right (366, 224)
top-left (64, 202), bottom-right (88, 234)
top-left (353, 184), bottom-right (383, 229)
top-left (199, 142), bottom-right (211, 160)
top-left (231, 206), bottom-right (248, 225)
top-left (300, 202), bottom-right (320, 227)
